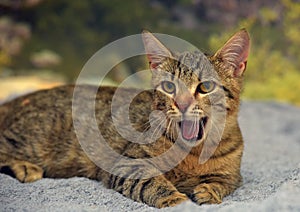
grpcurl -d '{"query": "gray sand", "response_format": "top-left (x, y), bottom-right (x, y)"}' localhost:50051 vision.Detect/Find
top-left (1, 101), bottom-right (299, 211)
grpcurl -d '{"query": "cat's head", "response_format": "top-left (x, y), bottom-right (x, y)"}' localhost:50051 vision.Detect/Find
top-left (142, 30), bottom-right (250, 146)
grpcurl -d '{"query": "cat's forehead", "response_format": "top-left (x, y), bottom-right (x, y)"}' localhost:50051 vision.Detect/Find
top-left (176, 51), bottom-right (215, 80)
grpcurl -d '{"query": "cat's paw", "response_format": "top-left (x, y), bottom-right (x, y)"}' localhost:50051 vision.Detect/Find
top-left (191, 183), bottom-right (222, 205)
top-left (11, 161), bottom-right (43, 183)
top-left (156, 191), bottom-right (188, 208)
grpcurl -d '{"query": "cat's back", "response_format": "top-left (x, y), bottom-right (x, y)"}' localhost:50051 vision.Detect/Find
top-left (0, 85), bottom-right (118, 146)
top-left (0, 84), bottom-right (153, 148)
top-left (0, 85), bottom-right (77, 130)
top-left (0, 85), bottom-right (118, 125)
top-left (0, 84), bottom-right (153, 178)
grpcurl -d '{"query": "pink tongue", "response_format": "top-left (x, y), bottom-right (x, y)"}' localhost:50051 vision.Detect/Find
top-left (181, 120), bottom-right (199, 140)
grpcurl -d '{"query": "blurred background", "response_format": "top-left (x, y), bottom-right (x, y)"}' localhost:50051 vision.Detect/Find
top-left (0, 0), bottom-right (300, 105)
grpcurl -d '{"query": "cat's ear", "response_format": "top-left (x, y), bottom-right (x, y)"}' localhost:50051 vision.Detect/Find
top-left (214, 29), bottom-right (250, 77)
top-left (142, 30), bottom-right (173, 69)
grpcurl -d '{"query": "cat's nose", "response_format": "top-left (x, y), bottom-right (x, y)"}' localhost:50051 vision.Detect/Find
top-left (174, 96), bottom-right (193, 112)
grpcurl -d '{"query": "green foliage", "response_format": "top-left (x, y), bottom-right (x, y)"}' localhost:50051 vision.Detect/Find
top-left (0, 51), bottom-right (11, 74)
top-left (2, 0), bottom-right (300, 105)
top-left (243, 0), bottom-right (300, 105)
top-left (282, 0), bottom-right (300, 66)
top-left (0, 50), bottom-right (11, 72)
top-left (208, 11), bottom-right (300, 105)
top-left (19, 0), bottom-right (168, 80)
top-left (259, 7), bottom-right (279, 25)
top-left (244, 70), bottom-right (300, 105)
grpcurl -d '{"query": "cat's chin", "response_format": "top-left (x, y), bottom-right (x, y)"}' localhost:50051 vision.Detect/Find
top-left (178, 117), bottom-right (208, 145)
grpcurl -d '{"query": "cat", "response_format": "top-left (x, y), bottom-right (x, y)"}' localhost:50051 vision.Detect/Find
top-left (0, 29), bottom-right (250, 208)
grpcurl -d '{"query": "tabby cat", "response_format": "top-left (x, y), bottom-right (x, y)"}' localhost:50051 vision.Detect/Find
top-left (0, 29), bottom-right (250, 208)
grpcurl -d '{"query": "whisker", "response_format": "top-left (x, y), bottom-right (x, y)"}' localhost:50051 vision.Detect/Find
top-left (133, 108), bottom-right (170, 131)
top-left (210, 118), bottom-right (222, 140)
top-left (158, 113), bottom-right (173, 152)
top-left (170, 119), bottom-right (178, 142)
top-left (135, 115), bottom-right (166, 143)
top-left (149, 117), bottom-right (167, 142)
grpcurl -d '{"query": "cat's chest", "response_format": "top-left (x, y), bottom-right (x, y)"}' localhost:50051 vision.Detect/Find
top-left (165, 153), bottom-right (218, 181)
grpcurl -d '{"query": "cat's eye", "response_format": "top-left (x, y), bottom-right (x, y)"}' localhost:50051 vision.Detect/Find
top-left (197, 81), bottom-right (216, 94)
top-left (161, 81), bottom-right (176, 94)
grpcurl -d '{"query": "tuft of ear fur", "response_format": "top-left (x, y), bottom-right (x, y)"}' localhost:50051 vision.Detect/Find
top-left (142, 30), bottom-right (173, 69)
top-left (214, 29), bottom-right (250, 77)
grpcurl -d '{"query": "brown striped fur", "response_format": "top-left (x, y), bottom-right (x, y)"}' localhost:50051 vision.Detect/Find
top-left (0, 30), bottom-right (250, 208)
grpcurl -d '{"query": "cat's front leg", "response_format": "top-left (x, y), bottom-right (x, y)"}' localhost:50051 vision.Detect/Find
top-left (190, 182), bottom-right (233, 205)
top-left (108, 174), bottom-right (188, 208)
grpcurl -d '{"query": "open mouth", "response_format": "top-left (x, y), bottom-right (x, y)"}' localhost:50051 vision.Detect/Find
top-left (179, 117), bottom-right (208, 142)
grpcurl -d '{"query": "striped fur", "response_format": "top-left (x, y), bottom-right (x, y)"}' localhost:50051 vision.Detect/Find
top-left (0, 30), bottom-right (250, 208)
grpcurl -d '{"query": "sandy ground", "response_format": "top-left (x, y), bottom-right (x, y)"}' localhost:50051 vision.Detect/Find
top-left (0, 101), bottom-right (299, 211)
